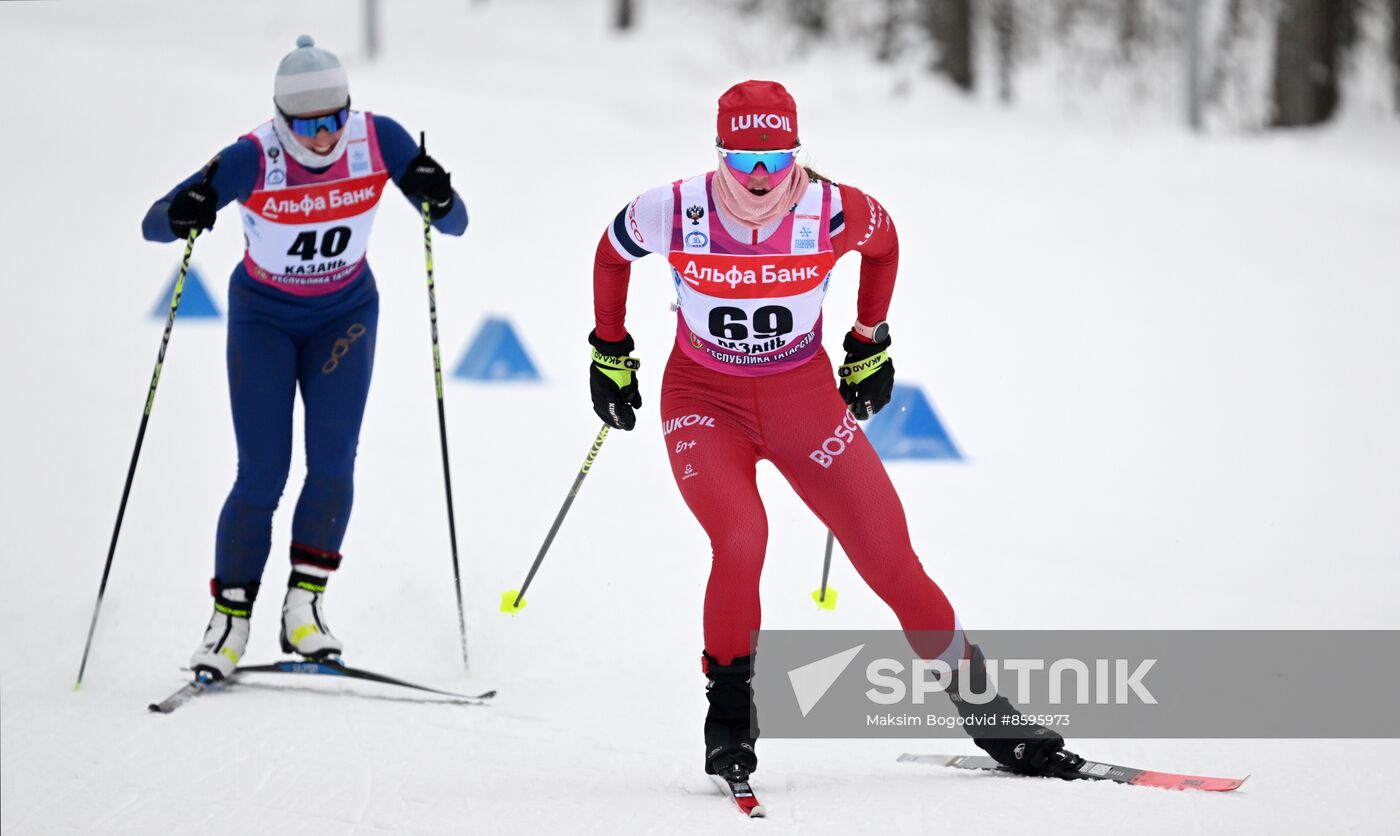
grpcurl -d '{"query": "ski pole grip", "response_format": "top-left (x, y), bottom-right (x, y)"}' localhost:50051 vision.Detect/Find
top-left (417, 132), bottom-right (430, 215)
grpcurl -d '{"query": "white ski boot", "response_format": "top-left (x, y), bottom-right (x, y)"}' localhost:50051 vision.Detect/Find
top-left (190, 582), bottom-right (258, 680)
top-left (279, 544), bottom-right (344, 659)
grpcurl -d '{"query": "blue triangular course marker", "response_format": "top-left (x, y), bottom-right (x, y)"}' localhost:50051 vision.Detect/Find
top-left (453, 316), bottom-right (541, 382)
top-left (151, 265), bottom-right (221, 320)
top-left (863, 383), bottom-right (963, 461)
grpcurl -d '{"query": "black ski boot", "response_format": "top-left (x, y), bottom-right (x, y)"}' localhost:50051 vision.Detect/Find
top-left (702, 651), bottom-right (758, 777)
top-left (949, 644), bottom-right (1082, 774)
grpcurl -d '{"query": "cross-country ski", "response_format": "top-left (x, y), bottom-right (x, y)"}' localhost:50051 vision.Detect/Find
top-left (898, 753), bottom-right (1248, 793)
top-left (148, 658), bottom-right (496, 713)
top-left (711, 767), bottom-right (767, 818)
top-left (148, 672), bottom-right (223, 714)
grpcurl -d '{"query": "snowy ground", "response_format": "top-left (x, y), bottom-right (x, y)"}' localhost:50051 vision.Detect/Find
top-left (2, 1), bottom-right (1399, 834)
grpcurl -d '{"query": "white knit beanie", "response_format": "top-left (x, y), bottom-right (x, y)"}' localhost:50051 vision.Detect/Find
top-left (273, 35), bottom-right (349, 115)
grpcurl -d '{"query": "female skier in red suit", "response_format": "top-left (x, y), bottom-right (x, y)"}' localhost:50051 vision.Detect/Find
top-left (587, 80), bottom-right (1075, 783)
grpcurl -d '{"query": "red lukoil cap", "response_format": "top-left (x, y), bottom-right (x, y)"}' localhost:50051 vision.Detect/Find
top-left (716, 80), bottom-right (799, 150)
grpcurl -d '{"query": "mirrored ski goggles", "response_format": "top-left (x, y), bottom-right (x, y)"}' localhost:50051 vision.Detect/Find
top-left (718, 146), bottom-right (799, 175)
top-left (281, 105), bottom-right (351, 138)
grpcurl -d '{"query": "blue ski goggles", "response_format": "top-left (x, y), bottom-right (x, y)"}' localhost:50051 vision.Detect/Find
top-left (281, 104), bottom-right (351, 138)
top-left (718, 146), bottom-right (799, 175)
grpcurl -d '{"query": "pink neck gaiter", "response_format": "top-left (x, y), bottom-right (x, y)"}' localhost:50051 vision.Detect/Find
top-left (712, 159), bottom-right (811, 229)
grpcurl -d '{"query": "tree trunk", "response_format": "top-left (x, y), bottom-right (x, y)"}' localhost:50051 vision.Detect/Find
top-left (790, 0), bottom-right (828, 37)
top-left (1207, 0), bottom-right (1246, 108)
top-left (991, 0), bottom-right (1016, 102)
top-left (615, 0), bottom-right (634, 31)
top-left (1272, 0), bottom-right (1339, 126)
top-left (1392, 0), bottom-right (1400, 113)
top-left (923, 0), bottom-right (975, 91)
top-left (877, 0), bottom-right (904, 63)
top-left (1119, 0), bottom-right (1143, 61)
top-left (364, 0), bottom-right (379, 60)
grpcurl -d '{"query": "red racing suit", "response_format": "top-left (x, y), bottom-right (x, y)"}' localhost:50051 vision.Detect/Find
top-left (594, 172), bottom-right (964, 666)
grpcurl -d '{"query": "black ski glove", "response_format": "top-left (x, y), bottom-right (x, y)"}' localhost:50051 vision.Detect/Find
top-left (400, 152), bottom-right (454, 218)
top-left (838, 330), bottom-right (894, 420)
top-left (588, 330), bottom-right (642, 430)
top-left (167, 181), bottom-right (219, 239)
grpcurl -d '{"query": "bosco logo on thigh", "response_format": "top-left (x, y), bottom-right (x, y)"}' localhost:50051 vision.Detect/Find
top-left (809, 412), bottom-right (860, 469)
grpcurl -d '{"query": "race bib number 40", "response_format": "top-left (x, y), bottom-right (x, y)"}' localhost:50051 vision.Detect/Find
top-left (242, 171), bottom-right (389, 283)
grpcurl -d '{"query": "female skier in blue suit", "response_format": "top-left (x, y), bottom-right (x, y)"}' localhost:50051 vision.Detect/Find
top-left (142, 36), bottom-right (467, 679)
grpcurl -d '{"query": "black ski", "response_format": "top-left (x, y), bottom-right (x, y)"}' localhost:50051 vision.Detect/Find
top-left (898, 753), bottom-right (1247, 792)
top-left (149, 658), bottom-right (496, 714)
top-left (149, 672), bottom-right (222, 713)
top-left (237, 658), bottom-right (497, 701)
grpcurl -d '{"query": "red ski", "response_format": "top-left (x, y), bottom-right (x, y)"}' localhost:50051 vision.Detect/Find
top-left (711, 772), bottom-right (767, 817)
top-left (898, 753), bottom-right (1247, 792)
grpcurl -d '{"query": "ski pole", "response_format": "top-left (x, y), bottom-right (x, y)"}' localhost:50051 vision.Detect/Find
top-left (500, 424), bottom-right (611, 613)
top-left (76, 159), bottom-right (218, 689)
top-left (811, 530), bottom-right (838, 610)
top-left (418, 132), bottom-right (469, 671)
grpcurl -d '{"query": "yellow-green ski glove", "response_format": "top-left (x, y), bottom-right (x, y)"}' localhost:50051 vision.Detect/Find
top-left (588, 330), bottom-right (642, 430)
top-left (838, 330), bottom-right (894, 420)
